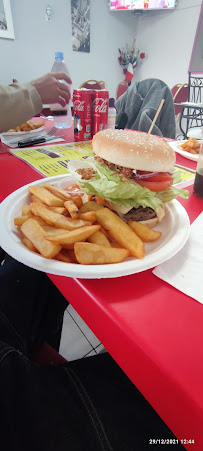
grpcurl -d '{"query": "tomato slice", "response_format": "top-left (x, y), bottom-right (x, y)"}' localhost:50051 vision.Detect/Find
top-left (136, 179), bottom-right (173, 192)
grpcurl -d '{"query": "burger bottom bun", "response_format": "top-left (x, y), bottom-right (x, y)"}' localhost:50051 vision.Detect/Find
top-left (138, 217), bottom-right (159, 228)
top-left (139, 205), bottom-right (165, 228)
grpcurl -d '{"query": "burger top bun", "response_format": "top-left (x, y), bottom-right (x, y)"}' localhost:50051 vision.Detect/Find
top-left (92, 129), bottom-right (175, 173)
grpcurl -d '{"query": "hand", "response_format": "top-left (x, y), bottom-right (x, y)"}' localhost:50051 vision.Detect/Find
top-left (31, 72), bottom-right (72, 107)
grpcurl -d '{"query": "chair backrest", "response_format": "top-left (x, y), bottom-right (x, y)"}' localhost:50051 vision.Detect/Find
top-left (171, 83), bottom-right (189, 116)
top-left (79, 79), bottom-right (106, 90)
top-left (116, 81), bottom-right (129, 99)
top-left (98, 80), bottom-right (106, 89)
top-left (188, 74), bottom-right (203, 103)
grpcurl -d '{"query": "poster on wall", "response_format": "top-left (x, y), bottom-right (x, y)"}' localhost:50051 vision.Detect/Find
top-left (0, 0), bottom-right (15, 39)
top-left (71, 0), bottom-right (90, 53)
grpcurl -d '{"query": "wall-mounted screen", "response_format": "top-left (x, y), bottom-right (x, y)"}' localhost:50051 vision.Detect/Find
top-left (110, 1), bottom-right (176, 10)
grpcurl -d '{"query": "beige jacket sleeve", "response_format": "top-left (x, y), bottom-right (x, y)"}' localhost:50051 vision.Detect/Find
top-left (0, 83), bottom-right (42, 133)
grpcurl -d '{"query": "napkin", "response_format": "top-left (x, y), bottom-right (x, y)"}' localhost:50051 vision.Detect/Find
top-left (153, 212), bottom-right (203, 304)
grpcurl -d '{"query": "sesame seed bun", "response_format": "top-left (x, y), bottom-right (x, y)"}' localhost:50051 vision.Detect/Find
top-left (92, 129), bottom-right (175, 173)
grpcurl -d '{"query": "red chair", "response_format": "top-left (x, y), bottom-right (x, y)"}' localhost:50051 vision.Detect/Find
top-left (79, 79), bottom-right (106, 90)
top-left (171, 83), bottom-right (189, 116)
top-left (99, 80), bottom-right (106, 89)
top-left (116, 81), bottom-right (129, 99)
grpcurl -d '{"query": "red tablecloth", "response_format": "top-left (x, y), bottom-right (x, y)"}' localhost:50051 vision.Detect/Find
top-left (0, 127), bottom-right (203, 450)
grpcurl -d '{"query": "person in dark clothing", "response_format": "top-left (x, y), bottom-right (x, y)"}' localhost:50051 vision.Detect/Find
top-left (0, 249), bottom-right (184, 451)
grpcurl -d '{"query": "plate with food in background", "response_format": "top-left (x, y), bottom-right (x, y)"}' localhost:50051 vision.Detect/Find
top-left (169, 138), bottom-right (201, 162)
top-left (0, 130), bottom-right (190, 279)
top-left (1, 120), bottom-right (44, 136)
top-left (0, 121), bottom-right (45, 145)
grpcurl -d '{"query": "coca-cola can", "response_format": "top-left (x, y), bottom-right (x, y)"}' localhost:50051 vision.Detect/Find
top-left (73, 89), bottom-right (92, 141)
top-left (92, 90), bottom-right (109, 136)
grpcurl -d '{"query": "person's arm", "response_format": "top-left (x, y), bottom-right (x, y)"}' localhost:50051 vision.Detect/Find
top-left (0, 82), bottom-right (42, 133)
top-left (0, 72), bottom-right (72, 133)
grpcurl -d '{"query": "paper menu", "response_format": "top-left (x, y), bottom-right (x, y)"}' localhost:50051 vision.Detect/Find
top-left (9, 142), bottom-right (93, 177)
top-left (173, 164), bottom-right (196, 188)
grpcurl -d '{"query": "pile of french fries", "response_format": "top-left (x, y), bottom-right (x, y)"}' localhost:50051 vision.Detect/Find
top-left (180, 137), bottom-right (201, 154)
top-left (14, 183), bottom-right (162, 265)
top-left (7, 121), bottom-right (44, 133)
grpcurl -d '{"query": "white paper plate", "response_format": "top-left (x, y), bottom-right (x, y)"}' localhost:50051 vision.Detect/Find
top-left (0, 126), bottom-right (45, 147)
top-left (1, 126), bottom-right (44, 138)
top-left (169, 140), bottom-right (200, 162)
top-left (0, 175), bottom-right (190, 279)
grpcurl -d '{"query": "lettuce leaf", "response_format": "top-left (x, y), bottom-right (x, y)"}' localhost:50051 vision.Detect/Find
top-left (68, 158), bottom-right (189, 210)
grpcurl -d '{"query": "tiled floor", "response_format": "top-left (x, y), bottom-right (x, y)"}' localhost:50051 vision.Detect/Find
top-left (59, 304), bottom-right (106, 361)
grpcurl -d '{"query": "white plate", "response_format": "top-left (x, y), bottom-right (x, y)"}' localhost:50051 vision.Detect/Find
top-left (169, 140), bottom-right (200, 162)
top-left (0, 126), bottom-right (45, 147)
top-left (1, 126), bottom-right (44, 138)
top-left (0, 175), bottom-right (190, 279)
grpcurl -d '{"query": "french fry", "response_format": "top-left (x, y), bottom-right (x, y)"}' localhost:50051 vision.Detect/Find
top-left (14, 215), bottom-right (29, 226)
top-left (7, 121), bottom-right (44, 132)
top-left (41, 225), bottom-right (68, 235)
top-left (61, 243), bottom-right (75, 250)
top-left (43, 184), bottom-right (72, 201)
top-left (64, 199), bottom-right (80, 219)
top-left (187, 148), bottom-right (197, 154)
top-left (21, 237), bottom-right (38, 253)
top-left (99, 226), bottom-right (112, 241)
top-left (111, 241), bottom-right (123, 248)
top-left (128, 221), bottom-right (162, 242)
top-left (22, 205), bottom-right (31, 215)
top-left (27, 213), bottom-right (48, 226)
top-left (71, 195), bottom-right (83, 209)
top-left (66, 249), bottom-right (78, 263)
top-left (79, 201), bottom-right (104, 213)
top-left (74, 242), bottom-right (129, 265)
top-left (30, 194), bottom-right (46, 204)
top-left (29, 194), bottom-right (66, 213)
top-left (29, 186), bottom-right (64, 207)
top-left (48, 206), bottom-right (67, 214)
top-left (21, 219), bottom-right (61, 258)
top-left (181, 138), bottom-right (200, 154)
top-left (54, 252), bottom-right (74, 263)
top-left (30, 202), bottom-right (91, 230)
top-left (26, 121), bottom-right (35, 130)
top-left (95, 208), bottom-right (145, 259)
top-left (87, 230), bottom-right (111, 247)
top-left (33, 122), bottom-right (44, 129)
top-left (45, 225), bottom-right (100, 245)
top-left (80, 211), bottom-right (97, 222)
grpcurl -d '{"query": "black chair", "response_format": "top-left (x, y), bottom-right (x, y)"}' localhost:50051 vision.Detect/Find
top-left (179, 74), bottom-right (203, 138)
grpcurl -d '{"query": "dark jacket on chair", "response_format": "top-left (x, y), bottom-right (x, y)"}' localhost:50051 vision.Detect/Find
top-left (115, 78), bottom-right (176, 139)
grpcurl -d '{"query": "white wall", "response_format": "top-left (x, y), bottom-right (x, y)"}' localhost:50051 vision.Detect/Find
top-left (0, 0), bottom-right (138, 98)
top-left (0, 0), bottom-right (201, 98)
top-left (134, 0), bottom-right (202, 89)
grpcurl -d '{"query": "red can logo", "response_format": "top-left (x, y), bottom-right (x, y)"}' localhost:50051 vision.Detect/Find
top-left (73, 89), bottom-right (92, 141)
top-left (92, 90), bottom-right (109, 136)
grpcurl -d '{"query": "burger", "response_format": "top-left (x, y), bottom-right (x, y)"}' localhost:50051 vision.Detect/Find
top-left (68, 129), bottom-right (188, 227)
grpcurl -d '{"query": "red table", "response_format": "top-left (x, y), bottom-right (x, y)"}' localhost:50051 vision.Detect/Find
top-left (0, 125), bottom-right (203, 450)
